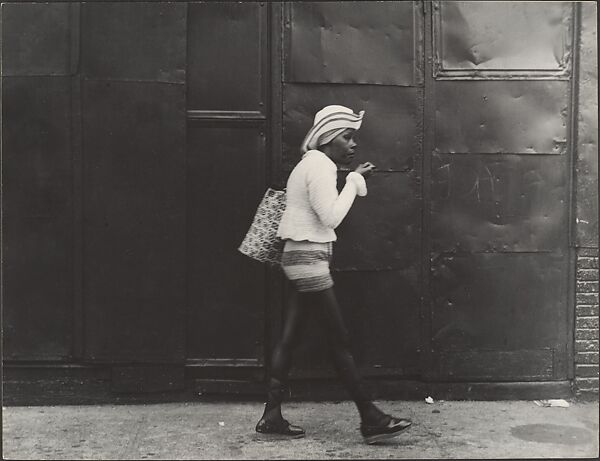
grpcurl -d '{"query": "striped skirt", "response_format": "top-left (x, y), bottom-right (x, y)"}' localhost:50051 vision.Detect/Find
top-left (280, 240), bottom-right (334, 292)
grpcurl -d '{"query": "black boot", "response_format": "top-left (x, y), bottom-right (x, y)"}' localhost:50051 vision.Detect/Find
top-left (255, 378), bottom-right (305, 438)
top-left (255, 418), bottom-right (305, 439)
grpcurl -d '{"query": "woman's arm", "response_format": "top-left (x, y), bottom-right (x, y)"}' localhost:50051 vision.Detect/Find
top-left (307, 169), bottom-right (367, 229)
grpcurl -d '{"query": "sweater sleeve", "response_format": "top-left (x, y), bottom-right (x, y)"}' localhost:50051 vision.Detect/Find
top-left (307, 168), bottom-right (367, 229)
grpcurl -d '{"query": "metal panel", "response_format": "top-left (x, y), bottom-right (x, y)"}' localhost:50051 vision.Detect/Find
top-left (287, 1), bottom-right (418, 86)
top-left (431, 154), bottom-right (568, 253)
top-left (2, 77), bottom-right (73, 359)
top-left (435, 81), bottom-right (569, 154)
top-left (81, 2), bottom-right (186, 82)
top-left (3, 218), bottom-right (72, 360)
top-left (186, 123), bottom-right (266, 360)
top-left (111, 365), bottom-right (184, 393)
top-left (1, 2), bottom-right (77, 76)
top-left (576, 2), bottom-right (599, 248)
top-left (335, 270), bottom-right (421, 372)
top-left (433, 1), bottom-right (573, 79)
top-left (431, 253), bottom-right (568, 353)
top-left (290, 270), bottom-right (421, 376)
top-left (82, 81), bottom-right (186, 362)
top-left (437, 350), bottom-right (554, 381)
top-left (187, 2), bottom-right (266, 112)
top-left (283, 83), bottom-right (422, 173)
top-left (2, 77), bottom-right (73, 218)
top-left (334, 173), bottom-right (421, 271)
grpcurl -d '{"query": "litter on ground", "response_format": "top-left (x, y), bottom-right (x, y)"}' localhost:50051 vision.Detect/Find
top-left (533, 399), bottom-right (570, 408)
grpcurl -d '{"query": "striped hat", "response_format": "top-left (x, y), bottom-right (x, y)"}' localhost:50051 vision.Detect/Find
top-left (300, 105), bottom-right (365, 153)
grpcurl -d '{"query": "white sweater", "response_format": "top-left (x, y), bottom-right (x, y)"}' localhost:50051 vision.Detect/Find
top-left (277, 150), bottom-right (367, 243)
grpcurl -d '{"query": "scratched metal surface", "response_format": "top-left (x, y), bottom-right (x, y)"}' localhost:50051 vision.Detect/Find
top-left (286, 1), bottom-right (418, 86)
top-left (576, 2), bottom-right (599, 248)
top-left (1, 2), bottom-right (76, 76)
top-left (282, 83), bottom-right (422, 173)
top-left (333, 172), bottom-right (421, 271)
top-left (81, 2), bottom-right (186, 83)
top-left (431, 154), bottom-right (568, 253)
top-left (430, 252), bottom-right (568, 352)
top-left (435, 81), bottom-right (569, 154)
top-left (434, 1), bottom-right (572, 78)
top-left (427, 2), bottom-right (575, 381)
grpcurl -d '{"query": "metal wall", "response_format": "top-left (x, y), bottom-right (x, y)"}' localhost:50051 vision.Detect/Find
top-left (280, 1), bottom-right (424, 378)
top-left (81, 3), bottom-right (187, 364)
top-left (2, 2), bottom-right (189, 369)
top-left (185, 2), bottom-right (268, 364)
top-left (3, 3), bottom-right (76, 360)
top-left (2, 1), bottom-right (591, 393)
top-left (278, 0), bottom-right (577, 382)
top-left (426, 1), bottom-right (574, 380)
top-left (576, 1), bottom-right (599, 249)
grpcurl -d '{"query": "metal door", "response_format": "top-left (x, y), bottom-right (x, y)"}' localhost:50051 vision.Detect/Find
top-left (1, 0), bottom-right (578, 394)
top-left (280, 1), bottom-right (425, 380)
top-left (81, 2), bottom-right (188, 366)
top-left (279, 0), bottom-right (575, 383)
top-left (185, 2), bottom-right (269, 366)
top-left (424, 1), bottom-right (575, 380)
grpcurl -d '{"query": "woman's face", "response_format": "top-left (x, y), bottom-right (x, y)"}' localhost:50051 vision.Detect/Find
top-left (324, 128), bottom-right (357, 166)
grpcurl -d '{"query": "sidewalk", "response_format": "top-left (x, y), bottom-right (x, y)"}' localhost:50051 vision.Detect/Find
top-left (2, 399), bottom-right (598, 459)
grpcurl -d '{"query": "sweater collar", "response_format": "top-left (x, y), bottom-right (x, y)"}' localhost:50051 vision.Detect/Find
top-left (303, 149), bottom-right (338, 171)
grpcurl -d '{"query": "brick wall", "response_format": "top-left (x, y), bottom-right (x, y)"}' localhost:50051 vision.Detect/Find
top-left (574, 2), bottom-right (598, 401)
top-left (575, 248), bottom-right (599, 399)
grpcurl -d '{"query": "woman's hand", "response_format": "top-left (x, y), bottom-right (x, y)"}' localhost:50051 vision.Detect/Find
top-left (354, 162), bottom-right (376, 178)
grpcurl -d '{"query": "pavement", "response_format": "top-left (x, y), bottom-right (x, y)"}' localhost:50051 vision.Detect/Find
top-left (2, 399), bottom-right (599, 460)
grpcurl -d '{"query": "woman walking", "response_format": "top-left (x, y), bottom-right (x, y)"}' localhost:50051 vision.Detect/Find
top-left (255, 105), bottom-right (412, 444)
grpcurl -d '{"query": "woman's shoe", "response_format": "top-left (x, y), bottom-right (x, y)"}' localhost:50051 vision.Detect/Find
top-left (255, 417), bottom-right (306, 439)
top-left (360, 416), bottom-right (412, 444)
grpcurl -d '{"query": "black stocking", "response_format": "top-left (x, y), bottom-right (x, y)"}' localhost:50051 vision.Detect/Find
top-left (262, 289), bottom-right (306, 422)
top-left (262, 286), bottom-right (386, 426)
top-left (309, 288), bottom-right (387, 425)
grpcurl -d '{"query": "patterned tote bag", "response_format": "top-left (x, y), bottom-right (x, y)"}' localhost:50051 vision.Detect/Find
top-left (238, 188), bottom-right (286, 265)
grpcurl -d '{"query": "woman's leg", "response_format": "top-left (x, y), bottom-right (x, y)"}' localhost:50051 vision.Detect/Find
top-left (270, 288), bottom-right (306, 383)
top-left (308, 287), bottom-right (386, 425)
top-left (260, 288), bottom-right (307, 423)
